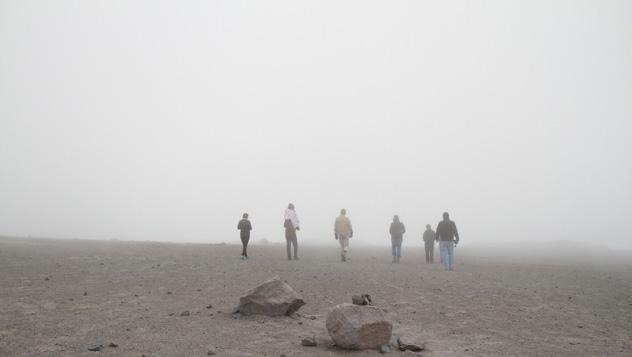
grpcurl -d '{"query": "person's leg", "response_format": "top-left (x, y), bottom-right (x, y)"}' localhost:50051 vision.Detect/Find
top-left (241, 235), bottom-right (247, 257)
top-left (286, 239), bottom-right (292, 260)
top-left (391, 239), bottom-right (396, 262)
top-left (429, 243), bottom-right (434, 264)
top-left (447, 242), bottom-right (454, 270)
top-left (293, 236), bottom-right (298, 260)
top-left (338, 236), bottom-right (346, 261)
top-left (440, 242), bottom-right (448, 270)
top-left (424, 243), bottom-right (430, 263)
top-left (396, 239), bottom-right (402, 262)
top-left (243, 235), bottom-right (249, 258)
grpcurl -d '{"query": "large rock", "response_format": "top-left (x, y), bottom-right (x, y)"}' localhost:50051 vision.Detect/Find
top-left (326, 303), bottom-right (392, 350)
top-left (235, 276), bottom-right (305, 316)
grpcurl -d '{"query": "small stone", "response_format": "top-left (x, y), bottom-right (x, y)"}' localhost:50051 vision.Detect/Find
top-left (352, 294), bottom-right (372, 306)
top-left (207, 348), bottom-right (216, 355)
top-left (168, 312), bottom-right (175, 316)
top-left (167, 291), bottom-right (172, 295)
top-left (397, 335), bottom-right (425, 352)
top-left (45, 277), bottom-right (49, 281)
top-left (206, 304), bottom-right (213, 309)
top-left (180, 310), bottom-right (190, 316)
top-left (84, 292), bottom-right (87, 296)
top-left (87, 345), bottom-right (103, 351)
top-left (379, 345), bottom-right (391, 353)
top-left (108, 343), bottom-right (118, 348)
top-left (301, 336), bottom-right (317, 346)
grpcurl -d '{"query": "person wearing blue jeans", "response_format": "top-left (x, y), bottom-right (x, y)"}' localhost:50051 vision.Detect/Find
top-left (435, 212), bottom-right (460, 271)
top-left (389, 215), bottom-right (406, 263)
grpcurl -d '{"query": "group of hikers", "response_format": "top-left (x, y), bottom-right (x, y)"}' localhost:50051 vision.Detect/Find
top-left (237, 203), bottom-right (461, 271)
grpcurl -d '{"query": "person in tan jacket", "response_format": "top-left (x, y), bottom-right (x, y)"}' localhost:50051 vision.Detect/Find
top-left (334, 209), bottom-right (353, 262)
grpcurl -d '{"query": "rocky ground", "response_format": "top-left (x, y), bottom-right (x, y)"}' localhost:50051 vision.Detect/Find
top-left (0, 237), bottom-right (631, 356)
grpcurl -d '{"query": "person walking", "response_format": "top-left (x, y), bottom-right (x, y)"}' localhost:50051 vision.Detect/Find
top-left (389, 215), bottom-right (406, 263)
top-left (423, 224), bottom-right (436, 264)
top-left (334, 209), bottom-right (353, 262)
top-left (284, 203), bottom-right (300, 260)
top-left (436, 212), bottom-right (460, 271)
top-left (237, 213), bottom-right (252, 260)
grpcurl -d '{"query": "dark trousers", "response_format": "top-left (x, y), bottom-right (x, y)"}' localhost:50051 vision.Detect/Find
top-left (241, 234), bottom-right (250, 257)
top-left (285, 227), bottom-right (298, 260)
top-left (424, 241), bottom-right (434, 263)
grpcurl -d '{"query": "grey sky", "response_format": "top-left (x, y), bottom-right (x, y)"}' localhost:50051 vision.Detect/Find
top-left (1, 1), bottom-right (631, 247)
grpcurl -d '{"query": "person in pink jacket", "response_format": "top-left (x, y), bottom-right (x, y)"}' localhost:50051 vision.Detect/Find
top-left (283, 203), bottom-right (300, 260)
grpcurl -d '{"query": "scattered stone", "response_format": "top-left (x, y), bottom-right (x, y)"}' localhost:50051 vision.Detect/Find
top-left (45, 277), bottom-right (49, 281)
top-left (108, 343), bottom-right (118, 348)
top-left (180, 310), bottom-right (190, 317)
top-left (84, 292), bottom-right (87, 296)
top-left (207, 347), bottom-right (217, 355)
top-left (168, 312), bottom-right (175, 316)
top-left (397, 335), bottom-right (425, 352)
top-left (379, 345), bottom-right (391, 353)
top-left (206, 304), bottom-right (213, 309)
top-left (87, 345), bottom-right (103, 351)
top-left (352, 294), bottom-right (372, 306)
top-left (298, 321), bottom-right (303, 325)
top-left (280, 354), bottom-right (288, 357)
top-left (301, 336), bottom-right (317, 346)
top-left (234, 276), bottom-right (305, 316)
top-left (326, 303), bottom-right (392, 350)
top-left (167, 291), bottom-right (172, 295)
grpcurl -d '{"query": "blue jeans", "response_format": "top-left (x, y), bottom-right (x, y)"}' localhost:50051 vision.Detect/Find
top-left (439, 241), bottom-right (455, 270)
top-left (391, 238), bottom-right (402, 257)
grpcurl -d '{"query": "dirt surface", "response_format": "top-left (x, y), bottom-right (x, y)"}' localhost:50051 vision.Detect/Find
top-left (1, 237), bottom-right (631, 356)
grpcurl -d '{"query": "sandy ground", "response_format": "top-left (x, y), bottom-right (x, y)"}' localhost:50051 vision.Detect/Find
top-left (1, 237), bottom-right (631, 357)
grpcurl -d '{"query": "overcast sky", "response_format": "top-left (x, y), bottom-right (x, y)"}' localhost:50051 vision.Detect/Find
top-left (1, 1), bottom-right (631, 248)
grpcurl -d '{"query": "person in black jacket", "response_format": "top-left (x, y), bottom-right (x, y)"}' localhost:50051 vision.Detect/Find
top-left (389, 215), bottom-right (406, 263)
top-left (435, 212), bottom-right (459, 270)
top-left (237, 213), bottom-right (252, 260)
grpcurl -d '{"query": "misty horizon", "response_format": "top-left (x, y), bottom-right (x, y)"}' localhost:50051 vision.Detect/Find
top-left (1, 1), bottom-right (631, 249)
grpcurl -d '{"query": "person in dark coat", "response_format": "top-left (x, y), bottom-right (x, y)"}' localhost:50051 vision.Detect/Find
top-left (435, 212), bottom-right (460, 270)
top-left (423, 224), bottom-right (436, 264)
top-left (389, 215), bottom-right (406, 263)
top-left (237, 213), bottom-right (252, 259)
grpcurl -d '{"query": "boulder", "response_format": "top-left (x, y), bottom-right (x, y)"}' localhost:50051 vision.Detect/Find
top-left (326, 303), bottom-right (392, 350)
top-left (235, 276), bottom-right (305, 316)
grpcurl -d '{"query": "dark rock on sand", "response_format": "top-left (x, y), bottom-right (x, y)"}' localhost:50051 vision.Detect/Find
top-left (88, 344), bottom-right (103, 351)
top-left (235, 276), bottom-right (305, 316)
top-left (301, 336), bottom-right (317, 346)
top-left (397, 335), bottom-right (425, 352)
top-left (352, 294), bottom-right (372, 306)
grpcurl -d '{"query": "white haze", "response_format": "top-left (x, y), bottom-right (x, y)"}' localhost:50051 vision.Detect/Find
top-left (1, 1), bottom-right (631, 248)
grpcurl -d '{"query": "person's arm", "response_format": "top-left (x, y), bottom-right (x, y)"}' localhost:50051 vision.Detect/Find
top-left (247, 221), bottom-right (252, 231)
top-left (402, 224), bottom-right (406, 235)
top-left (454, 222), bottom-right (459, 245)
top-left (349, 220), bottom-right (353, 238)
top-left (237, 221), bottom-right (242, 230)
top-left (435, 223), bottom-right (441, 242)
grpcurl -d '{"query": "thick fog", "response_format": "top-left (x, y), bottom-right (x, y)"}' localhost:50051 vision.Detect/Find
top-left (1, 1), bottom-right (631, 248)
